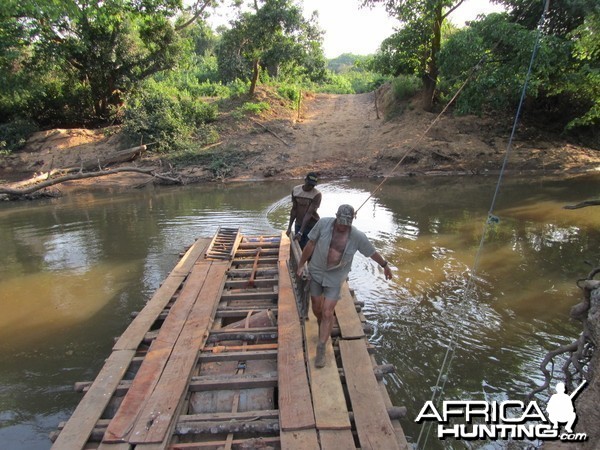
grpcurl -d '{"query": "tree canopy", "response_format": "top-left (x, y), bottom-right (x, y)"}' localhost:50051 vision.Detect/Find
top-left (361, 0), bottom-right (467, 110)
top-left (0, 0), bottom-right (597, 151)
top-left (216, 0), bottom-right (325, 95)
top-left (0, 0), bottom-right (221, 123)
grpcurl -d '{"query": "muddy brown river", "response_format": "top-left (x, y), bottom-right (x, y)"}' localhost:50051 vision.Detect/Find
top-left (1, 175), bottom-right (599, 449)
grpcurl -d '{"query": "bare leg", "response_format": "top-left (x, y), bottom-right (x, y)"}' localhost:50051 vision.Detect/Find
top-left (311, 295), bottom-right (324, 323)
top-left (313, 296), bottom-right (337, 368)
top-left (319, 298), bottom-right (337, 345)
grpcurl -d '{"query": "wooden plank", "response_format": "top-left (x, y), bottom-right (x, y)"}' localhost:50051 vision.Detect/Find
top-left (103, 261), bottom-right (213, 443)
top-left (51, 349), bottom-right (135, 450)
top-left (178, 410), bottom-right (279, 423)
top-left (113, 238), bottom-right (210, 352)
top-left (277, 233), bottom-right (315, 431)
top-left (224, 278), bottom-right (278, 289)
top-left (209, 326), bottom-right (277, 335)
top-left (339, 340), bottom-right (400, 450)
top-left (235, 248), bottom-right (279, 257)
top-left (216, 308), bottom-right (278, 318)
top-left (206, 343), bottom-right (277, 353)
top-left (334, 282), bottom-right (365, 339)
top-left (172, 238), bottom-right (211, 276)
top-left (226, 268), bottom-right (278, 277)
top-left (232, 257), bottom-right (278, 265)
top-left (130, 261), bottom-right (229, 444)
top-left (198, 349), bottom-right (278, 362)
top-left (205, 329), bottom-right (278, 344)
top-left (169, 437), bottom-right (281, 449)
top-left (376, 371), bottom-right (411, 450)
top-left (97, 442), bottom-right (132, 450)
top-left (305, 308), bottom-right (351, 430)
top-left (113, 274), bottom-right (185, 351)
top-left (280, 429), bottom-right (320, 450)
top-left (188, 373), bottom-right (278, 391)
top-left (220, 291), bottom-right (278, 301)
top-left (319, 429), bottom-right (357, 450)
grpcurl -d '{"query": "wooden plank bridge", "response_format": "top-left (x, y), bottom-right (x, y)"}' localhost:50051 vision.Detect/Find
top-left (51, 228), bottom-right (409, 450)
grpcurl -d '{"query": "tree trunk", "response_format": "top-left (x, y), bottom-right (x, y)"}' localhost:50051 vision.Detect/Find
top-left (249, 58), bottom-right (260, 96)
top-left (422, 4), bottom-right (443, 112)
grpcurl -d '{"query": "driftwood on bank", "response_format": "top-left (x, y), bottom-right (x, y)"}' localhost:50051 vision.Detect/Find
top-left (0, 145), bottom-right (182, 199)
top-left (67, 145), bottom-right (147, 171)
top-left (0, 167), bottom-right (157, 196)
top-left (564, 199), bottom-right (600, 209)
top-left (3, 144), bottom-right (147, 190)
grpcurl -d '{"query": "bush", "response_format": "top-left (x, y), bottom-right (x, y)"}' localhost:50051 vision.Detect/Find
top-left (195, 82), bottom-right (232, 97)
top-left (277, 85), bottom-right (301, 103)
top-left (123, 80), bottom-right (218, 152)
top-left (313, 71), bottom-right (354, 94)
top-left (392, 75), bottom-right (422, 101)
top-left (227, 79), bottom-right (250, 97)
top-left (0, 119), bottom-right (38, 154)
top-left (240, 102), bottom-right (270, 114)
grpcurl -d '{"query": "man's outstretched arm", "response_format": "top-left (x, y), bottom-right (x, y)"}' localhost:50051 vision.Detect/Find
top-left (370, 251), bottom-right (393, 280)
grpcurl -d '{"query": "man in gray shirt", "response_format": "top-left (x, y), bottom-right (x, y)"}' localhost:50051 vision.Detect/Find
top-left (296, 204), bottom-right (393, 368)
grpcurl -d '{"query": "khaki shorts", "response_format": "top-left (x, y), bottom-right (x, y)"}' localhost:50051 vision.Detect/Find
top-left (309, 278), bottom-right (342, 301)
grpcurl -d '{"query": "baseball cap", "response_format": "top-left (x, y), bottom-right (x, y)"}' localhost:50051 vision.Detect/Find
top-left (336, 204), bottom-right (355, 226)
top-left (305, 172), bottom-right (318, 185)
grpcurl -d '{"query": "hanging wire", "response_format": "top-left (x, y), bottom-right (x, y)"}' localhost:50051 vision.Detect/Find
top-left (355, 72), bottom-right (474, 213)
top-left (354, 0), bottom-right (540, 215)
top-left (416, 1), bottom-right (551, 448)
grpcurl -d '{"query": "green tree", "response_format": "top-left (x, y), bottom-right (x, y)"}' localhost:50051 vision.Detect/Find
top-left (361, 0), bottom-right (467, 111)
top-left (439, 6), bottom-right (599, 135)
top-left (438, 13), bottom-right (564, 114)
top-left (368, 17), bottom-right (431, 78)
top-left (490, 0), bottom-right (599, 133)
top-left (0, 0), bottom-right (221, 122)
top-left (493, 0), bottom-right (598, 36)
top-left (216, 0), bottom-right (325, 95)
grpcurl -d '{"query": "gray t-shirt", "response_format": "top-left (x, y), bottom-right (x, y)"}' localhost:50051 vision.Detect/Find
top-left (307, 217), bottom-right (376, 287)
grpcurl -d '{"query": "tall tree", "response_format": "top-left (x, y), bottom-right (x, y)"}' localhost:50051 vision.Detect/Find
top-left (362, 0), bottom-right (466, 111)
top-left (216, 0), bottom-right (324, 95)
top-left (1, 0), bottom-right (222, 121)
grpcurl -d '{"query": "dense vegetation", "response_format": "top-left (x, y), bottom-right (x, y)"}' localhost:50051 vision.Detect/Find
top-left (0, 0), bottom-right (597, 156)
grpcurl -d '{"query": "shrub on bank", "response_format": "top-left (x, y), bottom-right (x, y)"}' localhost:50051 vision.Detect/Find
top-left (0, 119), bottom-right (38, 154)
top-left (123, 80), bottom-right (218, 153)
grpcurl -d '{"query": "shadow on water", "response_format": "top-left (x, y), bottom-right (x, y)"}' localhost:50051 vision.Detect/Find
top-left (0, 175), bottom-right (599, 449)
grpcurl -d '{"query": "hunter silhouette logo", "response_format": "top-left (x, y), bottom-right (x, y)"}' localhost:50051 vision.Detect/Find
top-left (546, 381), bottom-right (586, 434)
top-left (415, 380), bottom-right (588, 442)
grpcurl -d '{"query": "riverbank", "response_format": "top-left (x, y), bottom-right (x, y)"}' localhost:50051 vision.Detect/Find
top-left (1, 86), bottom-right (599, 195)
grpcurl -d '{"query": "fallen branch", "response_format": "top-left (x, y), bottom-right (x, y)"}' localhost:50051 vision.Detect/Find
top-left (65, 144), bottom-right (147, 172)
top-left (250, 118), bottom-right (290, 147)
top-left (0, 166), bottom-right (155, 196)
top-left (6, 145), bottom-right (147, 192)
top-left (564, 199), bottom-right (600, 210)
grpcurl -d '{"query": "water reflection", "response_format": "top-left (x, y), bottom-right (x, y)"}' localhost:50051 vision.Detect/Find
top-left (0, 175), bottom-right (599, 449)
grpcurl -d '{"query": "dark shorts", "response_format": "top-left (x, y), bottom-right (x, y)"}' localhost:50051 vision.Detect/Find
top-left (294, 222), bottom-right (315, 249)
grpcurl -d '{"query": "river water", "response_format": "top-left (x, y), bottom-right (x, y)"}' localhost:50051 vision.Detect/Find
top-left (0, 175), bottom-right (599, 449)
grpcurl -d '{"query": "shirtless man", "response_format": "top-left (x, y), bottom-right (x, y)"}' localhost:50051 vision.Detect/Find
top-left (286, 172), bottom-right (321, 249)
top-left (296, 204), bottom-right (393, 368)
